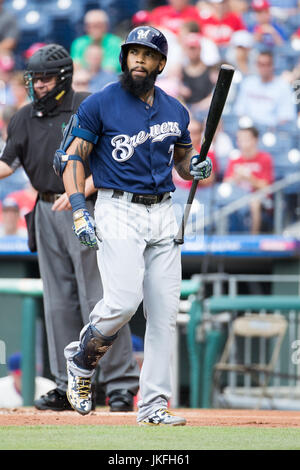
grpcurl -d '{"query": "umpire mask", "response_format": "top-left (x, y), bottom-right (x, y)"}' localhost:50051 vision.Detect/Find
top-left (24, 44), bottom-right (73, 117)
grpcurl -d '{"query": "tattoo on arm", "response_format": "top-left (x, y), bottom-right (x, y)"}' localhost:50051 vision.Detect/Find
top-left (176, 160), bottom-right (192, 180)
top-left (75, 140), bottom-right (93, 160)
top-left (68, 139), bottom-right (93, 192)
top-left (174, 146), bottom-right (198, 181)
top-left (72, 162), bottom-right (80, 192)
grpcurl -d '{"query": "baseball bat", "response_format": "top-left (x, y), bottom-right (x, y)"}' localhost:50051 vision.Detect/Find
top-left (174, 64), bottom-right (235, 245)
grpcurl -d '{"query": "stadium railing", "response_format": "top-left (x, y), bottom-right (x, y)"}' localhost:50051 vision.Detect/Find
top-left (0, 278), bottom-right (42, 406)
top-left (187, 289), bottom-right (300, 410)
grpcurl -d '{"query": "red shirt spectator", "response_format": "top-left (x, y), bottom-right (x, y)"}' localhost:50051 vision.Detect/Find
top-left (224, 151), bottom-right (273, 192)
top-left (0, 186), bottom-right (37, 229)
top-left (224, 126), bottom-right (274, 234)
top-left (198, 0), bottom-right (245, 46)
top-left (150, 0), bottom-right (202, 35)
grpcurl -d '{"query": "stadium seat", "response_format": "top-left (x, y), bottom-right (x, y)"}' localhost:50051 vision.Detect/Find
top-left (213, 183), bottom-right (252, 233)
top-left (214, 182), bottom-right (249, 207)
top-left (82, 0), bottom-right (101, 13)
top-left (48, 17), bottom-right (77, 50)
top-left (43, 0), bottom-right (83, 24)
top-left (273, 43), bottom-right (299, 74)
top-left (15, 11), bottom-right (52, 55)
top-left (221, 113), bottom-right (239, 142)
top-left (260, 131), bottom-right (293, 156)
top-left (4, 0), bottom-right (36, 16)
top-left (214, 314), bottom-right (288, 409)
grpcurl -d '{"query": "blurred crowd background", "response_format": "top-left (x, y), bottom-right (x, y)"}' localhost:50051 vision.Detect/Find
top-left (0, 0), bottom-right (300, 238)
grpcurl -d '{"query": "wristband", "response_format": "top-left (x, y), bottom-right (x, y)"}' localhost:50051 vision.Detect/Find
top-left (69, 192), bottom-right (87, 212)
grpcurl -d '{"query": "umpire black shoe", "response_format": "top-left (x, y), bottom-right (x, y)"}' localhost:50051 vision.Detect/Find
top-left (34, 388), bottom-right (73, 411)
top-left (108, 389), bottom-right (134, 412)
top-left (34, 387), bottom-right (97, 412)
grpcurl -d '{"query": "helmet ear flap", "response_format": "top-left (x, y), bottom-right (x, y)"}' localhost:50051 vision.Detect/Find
top-left (158, 55), bottom-right (166, 74)
top-left (119, 50), bottom-right (125, 72)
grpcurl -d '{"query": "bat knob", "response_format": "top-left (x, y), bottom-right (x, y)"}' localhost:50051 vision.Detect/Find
top-left (221, 64), bottom-right (235, 72)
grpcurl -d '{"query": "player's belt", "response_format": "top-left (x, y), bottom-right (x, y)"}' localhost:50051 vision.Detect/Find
top-left (39, 192), bottom-right (63, 202)
top-left (112, 190), bottom-right (170, 205)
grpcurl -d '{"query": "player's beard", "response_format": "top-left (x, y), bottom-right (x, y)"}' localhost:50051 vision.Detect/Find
top-left (120, 65), bottom-right (159, 98)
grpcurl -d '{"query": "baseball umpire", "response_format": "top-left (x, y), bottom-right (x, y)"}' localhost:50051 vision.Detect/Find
top-left (0, 44), bottom-right (140, 412)
top-left (56, 26), bottom-right (212, 425)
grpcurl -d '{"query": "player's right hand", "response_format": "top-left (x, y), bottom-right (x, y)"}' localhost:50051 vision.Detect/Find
top-left (72, 209), bottom-right (97, 248)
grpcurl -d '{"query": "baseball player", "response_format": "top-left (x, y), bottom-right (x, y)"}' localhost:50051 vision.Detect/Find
top-left (0, 44), bottom-right (140, 412)
top-left (56, 26), bottom-right (212, 425)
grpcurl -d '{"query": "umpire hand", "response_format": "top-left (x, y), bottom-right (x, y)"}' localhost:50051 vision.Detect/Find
top-left (190, 156), bottom-right (212, 181)
top-left (72, 209), bottom-right (98, 248)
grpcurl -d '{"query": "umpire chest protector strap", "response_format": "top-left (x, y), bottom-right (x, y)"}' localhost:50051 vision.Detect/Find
top-left (53, 114), bottom-right (99, 177)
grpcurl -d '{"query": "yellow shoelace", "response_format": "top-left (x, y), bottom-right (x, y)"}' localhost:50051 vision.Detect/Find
top-left (158, 409), bottom-right (174, 416)
top-left (76, 378), bottom-right (91, 399)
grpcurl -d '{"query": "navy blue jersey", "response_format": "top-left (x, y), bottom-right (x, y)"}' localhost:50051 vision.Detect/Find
top-left (77, 81), bottom-right (192, 194)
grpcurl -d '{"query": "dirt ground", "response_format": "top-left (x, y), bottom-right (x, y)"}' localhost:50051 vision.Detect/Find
top-left (1, 408), bottom-right (300, 427)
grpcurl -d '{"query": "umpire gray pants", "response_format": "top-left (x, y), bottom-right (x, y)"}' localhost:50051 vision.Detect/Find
top-left (35, 199), bottom-right (140, 396)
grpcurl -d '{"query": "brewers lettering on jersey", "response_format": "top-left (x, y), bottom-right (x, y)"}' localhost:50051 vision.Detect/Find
top-left (111, 121), bottom-right (181, 162)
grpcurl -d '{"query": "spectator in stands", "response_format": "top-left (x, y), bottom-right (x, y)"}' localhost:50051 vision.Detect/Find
top-left (178, 20), bottom-right (220, 67)
top-left (0, 105), bottom-right (17, 150)
top-left (229, 0), bottom-right (249, 16)
top-left (261, 0), bottom-right (299, 20)
top-left (24, 43), bottom-right (47, 61)
top-left (281, 36), bottom-right (300, 115)
top-left (0, 53), bottom-right (15, 109)
top-left (0, 105), bottom-right (28, 202)
top-left (178, 33), bottom-right (215, 114)
top-left (225, 30), bottom-right (256, 76)
top-left (0, 352), bottom-right (56, 407)
top-left (4, 182), bottom-right (37, 231)
top-left (0, 197), bottom-right (27, 237)
top-left (70, 10), bottom-right (122, 74)
top-left (234, 51), bottom-right (297, 127)
top-left (72, 69), bottom-right (91, 93)
top-left (0, 0), bottom-right (19, 53)
top-left (0, 104), bottom-right (29, 201)
top-left (197, 0), bottom-right (246, 49)
top-left (150, 0), bottom-right (203, 36)
top-left (84, 44), bottom-right (118, 93)
top-left (10, 72), bottom-right (29, 109)
top-left (249, 0), bottom-right (288, 49)
top-left (223, 125), bottom-right (274, 233)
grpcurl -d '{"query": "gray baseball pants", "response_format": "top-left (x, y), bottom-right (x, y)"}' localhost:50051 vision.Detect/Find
top-left (65, 190), bottom-right (182, 421)
top-left (35, 199), bottom-right (140, 396)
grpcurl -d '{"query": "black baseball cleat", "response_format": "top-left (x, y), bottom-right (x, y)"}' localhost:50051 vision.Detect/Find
top-left (34, 387), bottom-right (96, 411)
top-left (108, 389), bottom-right (134, 412)
top-left (34, 388), bottom-right (73, 411)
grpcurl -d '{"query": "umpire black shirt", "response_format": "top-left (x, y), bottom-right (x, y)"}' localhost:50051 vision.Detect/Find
top-left (1, 89), bottom-right (90, 194)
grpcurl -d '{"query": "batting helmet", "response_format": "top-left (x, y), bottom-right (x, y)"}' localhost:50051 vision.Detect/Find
top-left (24, 44), bottom-right (73, 116)
top-left (119, 26), bottom-right (168, 73)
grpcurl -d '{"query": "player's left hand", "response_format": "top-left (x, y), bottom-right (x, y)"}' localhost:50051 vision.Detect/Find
top-left (190, 156), bottom-right (212, 181)
top-left (72, 209), bottom-right (98, 248)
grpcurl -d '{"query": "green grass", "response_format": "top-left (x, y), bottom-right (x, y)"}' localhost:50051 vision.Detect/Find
top-left (0, 425), bottom-right (300, 450)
